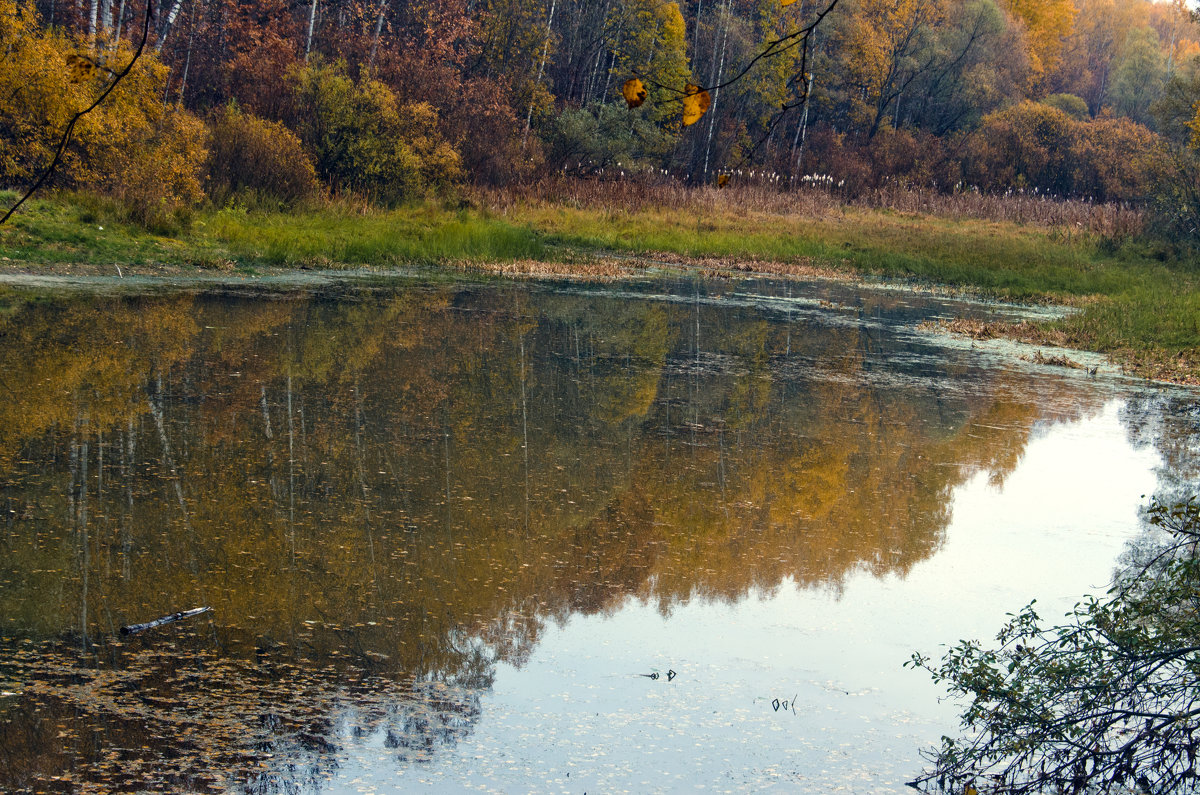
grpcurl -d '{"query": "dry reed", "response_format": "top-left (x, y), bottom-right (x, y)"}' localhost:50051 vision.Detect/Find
top-left (917, 317), bottom-right (1076, 348)
top-left (476, 175), bottom-right (1144, 240)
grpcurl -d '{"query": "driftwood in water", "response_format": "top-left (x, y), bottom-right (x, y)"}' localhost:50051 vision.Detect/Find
top-left (120, 606), bottom-right (212, 636)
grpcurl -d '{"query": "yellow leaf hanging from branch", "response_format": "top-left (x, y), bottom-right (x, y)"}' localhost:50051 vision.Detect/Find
top-left (781, 0), bottom-right (798, 5)
top-left (622, 78), bottom-right (648, 109)
top-left (681, 83), bottom-right (711, 126)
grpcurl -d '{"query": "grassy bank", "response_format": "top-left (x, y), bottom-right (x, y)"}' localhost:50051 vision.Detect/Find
top-left (0, 191), bottom-right (548, 270)
top-left (0, 184), bottom-right (1197, 383)
top-left (483, 181), bottom-right (1200, 384)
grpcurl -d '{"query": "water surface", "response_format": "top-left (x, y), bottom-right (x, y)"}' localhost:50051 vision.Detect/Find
top-left (0, 273), bottom-right (1196, 793)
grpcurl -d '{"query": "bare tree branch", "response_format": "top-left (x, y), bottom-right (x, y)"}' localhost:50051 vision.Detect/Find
top-left (0, 0), bottom-right (154, 226)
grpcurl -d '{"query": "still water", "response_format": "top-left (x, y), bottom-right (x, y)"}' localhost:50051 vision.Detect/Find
top-left (0, 273), bottom-right (1196, 793)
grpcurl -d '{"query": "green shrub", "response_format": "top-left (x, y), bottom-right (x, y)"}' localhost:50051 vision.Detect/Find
top-left (288, 60), bottom-right (461, 205)
top-left (1040, 93), bottom-right (1090, 121)
top-left (1145, 148), bottom-right (1200, 253)
top-left (543, 102), bottom-right (673, 175)
top-left (206, 105), bottom-right (317, 208)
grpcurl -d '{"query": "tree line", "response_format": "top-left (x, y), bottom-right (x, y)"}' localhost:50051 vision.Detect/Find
top-left (3, 0), bottom-right (1200, 233)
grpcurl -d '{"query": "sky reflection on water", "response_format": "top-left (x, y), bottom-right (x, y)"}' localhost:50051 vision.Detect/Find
top-left (383, 402), bottom-right (1162, 794)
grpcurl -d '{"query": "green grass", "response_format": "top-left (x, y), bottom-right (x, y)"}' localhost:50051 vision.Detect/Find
top-left (510, 201), bottom-right (1179, 301)
top-left (0, 192), bottom-right (545, 269)
top-left (206, 204), bottom-right (545, 266)
top-left (0, 187), bottom-right (1197, 382)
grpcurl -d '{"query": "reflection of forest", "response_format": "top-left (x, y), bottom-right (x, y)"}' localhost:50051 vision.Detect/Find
top-left (0, 280), bottom-right (1106, 791)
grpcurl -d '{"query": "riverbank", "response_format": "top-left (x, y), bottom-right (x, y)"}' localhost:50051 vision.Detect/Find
top-left (1, 185), bottom-right (1197, 384)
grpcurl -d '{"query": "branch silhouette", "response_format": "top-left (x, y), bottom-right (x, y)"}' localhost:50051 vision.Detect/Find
top-left (0, 0), bottom-right (154, 226)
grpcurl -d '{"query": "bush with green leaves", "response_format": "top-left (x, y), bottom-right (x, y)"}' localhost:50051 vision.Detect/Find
top-left (205, 105), bottom-right (317, 208)
top-left (1040, 93), bottom-right (1090, 121)
top-left (909, 498), bottom-right (1200, 794)
top-left (543, 102), bottom-right (674, 176)
top-left (288, 60), bottom-right (461, 205)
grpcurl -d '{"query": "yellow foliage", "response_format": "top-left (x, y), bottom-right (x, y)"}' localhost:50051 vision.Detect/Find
top-left (834, 0), bottom-right (950, 132)
top-left (1178, 39), bottom-right (1200, 65)
top-left (289, 61), bottom-right (462, 203)
top-left (0, 0), bottom-right (77, 183)
top-left (67, 48), bottom-right (207, 227)
top-left (1000, 0), bottom-right (1077, 84)
top-left (682, 83), bottom-right (711, 126)
top-left (1185, 104), bottom-right (1200, 149)
top-left (398, 101), bottom-right (464, 194)
top-left (0, 0), bottom-right (206, 225)
top-left (609, 0), bottom-right (690, 127)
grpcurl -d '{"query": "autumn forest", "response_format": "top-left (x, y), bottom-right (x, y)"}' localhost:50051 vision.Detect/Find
top-left (4, 0), bottom-right (1200, 237)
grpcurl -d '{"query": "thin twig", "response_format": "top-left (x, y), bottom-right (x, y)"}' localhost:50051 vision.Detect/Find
top-left (0, 0), bottom-right (154, 225)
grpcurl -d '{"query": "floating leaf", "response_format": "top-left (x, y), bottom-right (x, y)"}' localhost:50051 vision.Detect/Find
top-left (682, 83), bottom-right (711, 126)
top-left (782, 0), bottom-right (798, 5)
top-left (622, 78), bottom-right (647, 109)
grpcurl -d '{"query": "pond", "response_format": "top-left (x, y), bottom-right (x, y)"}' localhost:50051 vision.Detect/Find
top-left (0, 272), bottom-right (1196, 793)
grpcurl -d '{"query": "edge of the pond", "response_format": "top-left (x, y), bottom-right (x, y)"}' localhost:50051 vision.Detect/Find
top-left (0, 255), bottom-right (1195, 389)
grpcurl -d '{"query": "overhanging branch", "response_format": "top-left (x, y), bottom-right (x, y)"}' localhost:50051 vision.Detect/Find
top-left (0, 0), bottom-right (154, 226)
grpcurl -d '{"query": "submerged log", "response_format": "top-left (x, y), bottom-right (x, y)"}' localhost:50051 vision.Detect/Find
top-left (120, 606), bottom-right (212, 636)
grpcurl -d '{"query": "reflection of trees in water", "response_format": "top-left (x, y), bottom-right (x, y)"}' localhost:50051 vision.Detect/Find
top-left (0, 280), bottom-right (1129, 790)
top-left (1122, 394), bottom-right (1200, 504)
top-left (1114, 394), bottom-right (1200, 579)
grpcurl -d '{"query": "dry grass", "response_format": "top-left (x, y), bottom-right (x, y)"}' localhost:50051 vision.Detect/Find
top-left (917, 317), bottom-right (1075, 346)
top-left (454, 250), bottom-right (862, 283)
top-left (1109, 348), bottom-right (1200, 387)
top-left (921, 316), bottom-right (1200, 385)
top-left (1020, 350), bottom-right (1085, 370)
top-left (478, 175), bottom-right (1144, 240)
top-left (644, 251), bottom-right (858, 281)
top-left (480, 176), bottom-right (848, 221)
top-left (859, 184), bottom-right (1143, 239)
top-left (451, 258), bottom-right (639, 280)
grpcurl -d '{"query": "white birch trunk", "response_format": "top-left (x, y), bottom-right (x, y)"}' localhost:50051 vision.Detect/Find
top-left (111, 0), bottom-right (126, 49)
top-left (155, 0), bottom-right (185, 53)
top-left (306, 0), bottom-right (319, 60)
top-left (523, 0), bottom-right (557, 149)
top-left (702, 0), bottom-right (732, 183)
top-left (367, 0), bottom-right (388, 72)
